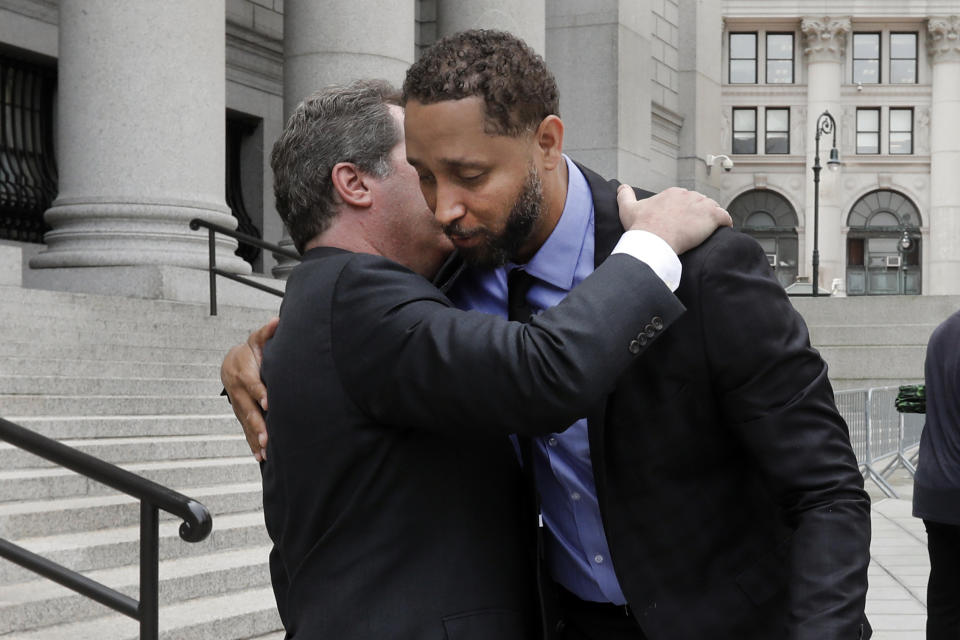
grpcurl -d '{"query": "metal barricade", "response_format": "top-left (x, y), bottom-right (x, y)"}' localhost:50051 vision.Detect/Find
top-left (835, 387), bottom-right (899, 498)
top-left (895, 411), bottom-right (924, 476)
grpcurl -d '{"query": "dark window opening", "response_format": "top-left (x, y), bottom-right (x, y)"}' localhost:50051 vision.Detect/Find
top-left (0, 53), bottom-right (57, 243)
top-left (226, 112), bottom-right (262, 266)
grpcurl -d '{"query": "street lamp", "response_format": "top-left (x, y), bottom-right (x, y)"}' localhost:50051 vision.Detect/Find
top-left (811, 110), bottom-right (841, 297)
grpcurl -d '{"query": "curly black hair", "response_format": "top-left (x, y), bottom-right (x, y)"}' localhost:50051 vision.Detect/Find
top-left (401, 29), bottom-right (559, 137)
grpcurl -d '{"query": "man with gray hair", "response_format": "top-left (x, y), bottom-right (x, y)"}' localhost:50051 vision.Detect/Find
top-left (246, 78), bottom-right (728, 638)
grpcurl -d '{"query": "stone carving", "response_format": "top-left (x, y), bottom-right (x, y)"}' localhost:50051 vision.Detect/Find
top-left (928, 16), bottom-right (960, 62)
top-left (801, 17), bottom-right (851, 63)
top-left (840, 107), bottom-right (855, 153)
top-left (720, 111), bottom-right (730, 155)
top-left (791, 106), bottom-right (806, 155)
top-left (916, 106), bottom-right (931, 153)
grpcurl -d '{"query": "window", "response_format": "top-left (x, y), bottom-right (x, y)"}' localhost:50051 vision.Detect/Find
top-left (732, 108), bottom-right (757, 154)
top-left (853, 33), bottom-right (881, 84)
top-left (889, 108), bottom-right (913, 154)
top-left (728, 189), bottom-right (799, 289)
top-left (766, 34), bottom-right (794, 83)
top-left (890, 33), bottom-right (918, 83)
top-left (856, 108), bottom-right (880, 154)
top-left (729, 33), bottom-right (757, 83)
top-left (765, 108), bottom-right (790, 154)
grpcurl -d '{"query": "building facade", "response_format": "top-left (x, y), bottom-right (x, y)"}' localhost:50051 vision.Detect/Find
top-left (1, 0), bottom-right (958, 298)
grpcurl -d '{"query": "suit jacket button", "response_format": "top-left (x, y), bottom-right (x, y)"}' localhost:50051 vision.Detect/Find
top-left (639, 335), bottom-right (648, 346)
top-left (652, 316), bottom-right (664, 330)
top-left (644, 324), bottom-right (656, 338)
top-left (628, 339), bottom-right (641, 354)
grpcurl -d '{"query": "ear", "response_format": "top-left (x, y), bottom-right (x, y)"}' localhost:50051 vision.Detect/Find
top-left (534, 115), bottom-right (565, 171)
top-left (331, 162), bottom-right (374, 208)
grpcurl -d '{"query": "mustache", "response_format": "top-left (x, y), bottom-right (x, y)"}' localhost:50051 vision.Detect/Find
top-left (442, 223), bottom-right (489, 240)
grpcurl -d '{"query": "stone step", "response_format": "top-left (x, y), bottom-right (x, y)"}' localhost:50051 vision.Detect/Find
top-left (0, 394), bottom-right (230, 417)
top-left (0, 308), bottom-right (268, 333)
top-left (0, 546), bottom-right (272, 634)
top-left (0, 434), bottom-right (250, 470)
top-left (1, 326), bottom-right (250, 351)
top-left (0, 511), bottom-right (269, 584)
top-left (1, 286), bottom-right (278, 324)
top-left (0, 376), bottom-right (224, 397)
top-left (0, 585), bottom-right (282, 640)
top-left (792, 294), bottom-right (960, 326)
top-left (3, 415), bottom-right (239, 440)
top-left (0, 306), bottom-right (270, 331)
top-left (817, 345), bottom-right (927, 383)
top-left (807, 324), bottom-right (937, 347)
top-left (0, 357), bottom-right (220, 379)
top-left (0, 456), bottom-right (260, 501)
top-left (0, 481), bottom-right (262, 539)
top-left (0, 341), bottom-right (231, 364)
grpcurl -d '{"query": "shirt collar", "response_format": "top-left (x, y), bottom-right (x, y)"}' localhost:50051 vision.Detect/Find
top-left (510, 155), bottom-right (593, 290)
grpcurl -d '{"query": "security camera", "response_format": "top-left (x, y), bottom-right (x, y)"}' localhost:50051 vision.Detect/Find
top-left (706, 154), bottom-right (734, 174)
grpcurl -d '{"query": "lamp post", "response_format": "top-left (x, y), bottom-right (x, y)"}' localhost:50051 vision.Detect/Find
top-left (811, 110), bottom-right (841, 297)
top-left (897, 227), bottom-right (913, 294)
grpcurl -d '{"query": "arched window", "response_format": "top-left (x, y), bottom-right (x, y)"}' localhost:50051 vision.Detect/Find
top-left (846, 189), bottom-right (921, 295)
top-left (727, 189), bottom-right (799, 288)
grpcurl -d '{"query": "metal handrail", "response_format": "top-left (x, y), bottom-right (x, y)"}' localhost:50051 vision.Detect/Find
top-left (189, 218), bottom-right (300, 315)
top-left (0, 417), bottom-right (213, 639)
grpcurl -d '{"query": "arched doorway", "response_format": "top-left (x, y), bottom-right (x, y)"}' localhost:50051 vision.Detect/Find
top-left (727, 189), bottom-right (799, 288)
top-left (846, 190), bottom-right (921, 295)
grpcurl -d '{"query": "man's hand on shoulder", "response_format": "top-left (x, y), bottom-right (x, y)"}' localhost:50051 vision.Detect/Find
top-left (617, 185), bottom-right (732, 255)
top-left (220, 317), bottom-right (278, 461)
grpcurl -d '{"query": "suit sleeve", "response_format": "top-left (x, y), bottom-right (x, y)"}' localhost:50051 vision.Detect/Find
top-left (330, 253), bottom-right (685, 437)
top-left (695, 231), bottom-right (871, 639)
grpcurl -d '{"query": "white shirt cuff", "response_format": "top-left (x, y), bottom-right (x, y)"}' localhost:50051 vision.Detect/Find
top-left (611, 230), bottom-right (682, 292)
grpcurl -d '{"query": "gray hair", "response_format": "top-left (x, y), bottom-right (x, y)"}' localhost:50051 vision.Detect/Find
top-left (270, 79), bottom-right (402, 253)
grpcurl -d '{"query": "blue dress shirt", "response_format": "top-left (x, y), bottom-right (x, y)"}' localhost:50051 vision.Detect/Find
top-left (447, 156), bottom-right (627, 604)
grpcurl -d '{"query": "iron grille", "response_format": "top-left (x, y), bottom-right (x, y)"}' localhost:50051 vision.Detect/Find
top-left (0, 55), bottom-right (57, 243)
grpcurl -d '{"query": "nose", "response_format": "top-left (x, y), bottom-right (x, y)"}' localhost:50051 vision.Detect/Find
top-left (433, 185), bottom-right (467, 227)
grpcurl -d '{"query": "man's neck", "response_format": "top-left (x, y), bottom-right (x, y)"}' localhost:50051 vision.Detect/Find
top-left (303, 214), bottom-right (378, 257)
top-left (515, 154), bottom-right (570, 264)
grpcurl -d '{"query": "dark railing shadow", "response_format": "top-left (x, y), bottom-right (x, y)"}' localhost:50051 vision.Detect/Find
top-left (189, 218), bottom-right (300, 316)
top-left (0, 417), bottom-right (213, 640)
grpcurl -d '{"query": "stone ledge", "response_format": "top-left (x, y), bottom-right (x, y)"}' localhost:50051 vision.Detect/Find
top-left (21, 265), bottom-right (284, 312)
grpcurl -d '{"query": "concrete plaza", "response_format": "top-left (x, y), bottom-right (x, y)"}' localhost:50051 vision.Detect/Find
top-left (866, 469), bottom-right (930, 639)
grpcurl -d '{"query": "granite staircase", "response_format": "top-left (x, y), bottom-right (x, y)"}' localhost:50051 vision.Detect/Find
top-left (0, 283), bottom-right (284, 639)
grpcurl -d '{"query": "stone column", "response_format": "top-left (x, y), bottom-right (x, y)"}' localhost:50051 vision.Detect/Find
top-left (547, 1), bottom-right (653, 186)
top-left (926, 16), bottom-right (960, 294)
top-left (800, 16), bottom-right (850, 294)
top-left (436, 0), bottom-right (545, 54)
top-left (273, 0), bottom-right (416, 277)
top-left (677, 1), bottom-right (722, 196)
top-left (31, 0), bottom-right (247, 275)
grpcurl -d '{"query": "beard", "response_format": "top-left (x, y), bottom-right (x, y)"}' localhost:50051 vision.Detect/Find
top-left (444, 164), bottom-right (544, 269)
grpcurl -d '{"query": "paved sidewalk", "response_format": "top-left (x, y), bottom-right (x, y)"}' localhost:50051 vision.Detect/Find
top-left (865, 469), bottom-right (928, 639)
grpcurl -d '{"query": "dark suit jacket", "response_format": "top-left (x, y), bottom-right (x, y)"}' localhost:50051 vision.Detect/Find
top-left (260, 246), bottom-right (684, 639)
top-left (913, 309), bottom-right (960, 525)
top-left (576, 164), bottom-right (873, 640)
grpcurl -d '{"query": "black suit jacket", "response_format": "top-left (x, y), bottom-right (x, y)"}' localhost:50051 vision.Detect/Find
top-left (260, 246), bottom-right (684, 639)
top-left (575, 164), bottom-right (872, 640)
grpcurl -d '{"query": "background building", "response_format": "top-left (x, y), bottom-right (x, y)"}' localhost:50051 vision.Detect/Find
top-left (3, 0), bottom-right (958, 299)
top-left (1, 2), bottom-right (957, 637)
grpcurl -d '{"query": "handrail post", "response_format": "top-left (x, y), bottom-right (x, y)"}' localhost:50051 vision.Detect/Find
top-left (207, 228), bottom-right (218, 316)
top-left (140, 501), bottom-right (160, 640)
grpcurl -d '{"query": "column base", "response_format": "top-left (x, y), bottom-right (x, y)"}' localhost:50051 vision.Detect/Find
top-left (30, 199), bottom-right (251, 275)
top-left (22, 264), bottom-right (285, 311)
